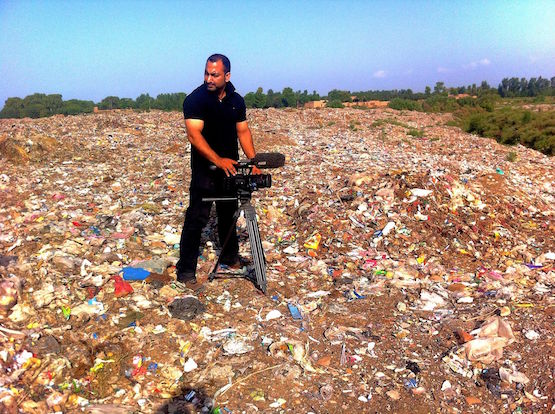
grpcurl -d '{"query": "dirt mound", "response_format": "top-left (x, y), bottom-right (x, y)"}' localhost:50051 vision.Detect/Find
top-left (0, 133), bottom-right (61, 163)
top-left (0, 109), bottom-right (553, 413)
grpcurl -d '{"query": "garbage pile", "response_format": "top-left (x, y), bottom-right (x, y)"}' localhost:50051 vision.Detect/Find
top-left (0, 108), bottom-right (553, 413)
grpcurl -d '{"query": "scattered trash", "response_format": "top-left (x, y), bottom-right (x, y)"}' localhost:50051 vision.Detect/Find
top-left (0, 278), bottom-right (18, 313)
top-left (464, 316), bottom-right (515, 363)
top-left (386, 389), bottom-right (401, 400)
top-left (223, 338), bottom-right (254, 355)
top-left (265, 309), bottom-right (283, 321)
top-left (122, 267), bottom-right (151, 281)
top-left (1, 108), bottom-right (552, 413)
top-left (112, 275), bottom-right (134, 297)
top-left (168, 296), bottom-right (205, 320)
top-left (287, 303), bottom-right (303, 320)
top-left (183, 358), bottom-right (198, 372)
top-left (524, 330), bottom-right (540, 340)
top-left (319, 384), bottom-right (333, 401)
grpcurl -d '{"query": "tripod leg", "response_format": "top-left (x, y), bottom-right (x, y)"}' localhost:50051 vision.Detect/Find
top-left (210, 207), bottom-right (241, 279)
top-left (244, 204), bottom-right (267, 293)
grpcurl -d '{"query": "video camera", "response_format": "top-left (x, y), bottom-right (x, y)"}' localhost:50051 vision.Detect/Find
top-left (223, 152), bottom-right (285, 196)
top-left (205, 152), bottom-right (285, 294)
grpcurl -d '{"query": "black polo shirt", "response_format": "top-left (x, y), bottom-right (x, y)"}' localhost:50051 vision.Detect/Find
top-left (183, 82), bottom-right (246, 188)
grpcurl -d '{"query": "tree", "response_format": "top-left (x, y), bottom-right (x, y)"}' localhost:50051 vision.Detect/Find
top-left (479, 81), bottom-right (490, 93)
top-left (433, 82), bottom-right (447, 95)
top-left (243, 92), bottom-right (255, 108)
top-left (119, 98), bottom-right (136, 109)
top-left (498, 78), bottom-right (509, 97)
top-left (327, 89), bottom-right (351, 102)
top-left (152, 93), bottom-right (186, 110)
top-left (44, 94), bottom-right (63, 115)
top-left (99, 96), bottom-right (120, 110)
top-left (281, 87), bottom-right (296, 107)
top-left (425, 86), bottom-right (431, 96)
top-left (253, 87), bottom-right (266, 108)
top-left (62, 99), bottom-right (94, 115)
top-left (136, 93), bottom-right (154, 111)
top-left (0, 97), bottom-right (24, 118)
top-left (265, 89), bottom-right (283, 108)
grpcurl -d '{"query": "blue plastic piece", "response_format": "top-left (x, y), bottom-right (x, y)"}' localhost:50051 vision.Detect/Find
top-left (122, 267), bottom-right (150, 280)
top-left (287, 303), bottom-right (303, 320)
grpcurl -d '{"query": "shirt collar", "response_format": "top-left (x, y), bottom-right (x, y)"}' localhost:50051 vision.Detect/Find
top-left (224, 82), bottom-right (236, 95)
top-left (204, 81), bottom-right (235, 100)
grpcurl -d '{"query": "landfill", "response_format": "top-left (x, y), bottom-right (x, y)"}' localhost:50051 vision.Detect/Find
top-left (0, 107), bottom-right (553, 413)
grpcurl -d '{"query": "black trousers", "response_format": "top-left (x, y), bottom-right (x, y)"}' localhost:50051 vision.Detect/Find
top-left (176, 184), bottom-right (239, 281)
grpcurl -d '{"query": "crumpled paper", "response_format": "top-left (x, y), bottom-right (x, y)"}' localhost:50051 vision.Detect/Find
top-left (464, 316), bottom-right (515, 363)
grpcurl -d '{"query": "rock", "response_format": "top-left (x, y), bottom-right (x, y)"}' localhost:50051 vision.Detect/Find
top-left (168, 296), bottom-right (205, 320)
top-left (386, 390), bottom-right (401, 400)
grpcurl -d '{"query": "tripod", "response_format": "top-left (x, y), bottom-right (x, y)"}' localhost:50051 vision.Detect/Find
top-left (203, 189), bottom-right (267, 293)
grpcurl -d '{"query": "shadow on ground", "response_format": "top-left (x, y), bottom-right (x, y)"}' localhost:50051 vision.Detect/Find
top-left (154, 386), bottom-right (213, 414)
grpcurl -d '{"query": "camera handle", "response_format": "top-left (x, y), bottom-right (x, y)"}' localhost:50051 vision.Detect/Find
top-left (202, 193), bottom-right (267, 294)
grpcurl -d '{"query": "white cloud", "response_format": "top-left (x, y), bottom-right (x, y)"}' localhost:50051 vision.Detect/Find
top-left (464, 58), bottom-right (491, 69)
top-left (373, 70), bottom-right (386, 78)
top-left (437, 66), bottom-right (450, 73)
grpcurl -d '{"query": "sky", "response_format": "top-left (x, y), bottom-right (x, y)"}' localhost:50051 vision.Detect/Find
top-left (1, 0), bottom-right (554, 107)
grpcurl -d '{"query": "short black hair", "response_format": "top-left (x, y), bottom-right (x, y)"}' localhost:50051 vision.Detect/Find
top-left (207, 54), bottom-right (230, 73)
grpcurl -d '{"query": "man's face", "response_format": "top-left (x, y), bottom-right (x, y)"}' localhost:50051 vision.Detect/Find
top-left (204, 60), bottom-right (230, 92)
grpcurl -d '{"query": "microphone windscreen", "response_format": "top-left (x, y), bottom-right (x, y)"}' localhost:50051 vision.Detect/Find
top-left (252, 152), bottom-right (285, 168)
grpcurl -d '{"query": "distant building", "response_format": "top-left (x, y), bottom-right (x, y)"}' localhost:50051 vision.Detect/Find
top-left (304, 100), bottom-right (327, 109)
top-left (343, 100), bottom-right (389, 108)
top-left (449, 94), bottom-right (477, 100)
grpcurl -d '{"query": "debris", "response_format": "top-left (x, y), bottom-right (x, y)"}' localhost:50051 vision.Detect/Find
top-left (386, 390), bottom-right (401, 400)
top-left (1, 108), bottom-right (553, 413)
top-left (168, 296), bottom-right (205, 320)
top-left (464, 316), bottom-right (515, 363)
top-left (223, 338), bottom-right (254, 355)
top-left (265, 309), bottom-right (283, 321)
top-left (183, 358), bottom-right (198, 372)
top-left (524, 330), bottom-right (540, 340)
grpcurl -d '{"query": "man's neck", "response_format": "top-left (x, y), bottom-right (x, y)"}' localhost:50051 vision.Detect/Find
top-left (217, 86), bottom-right (227, 101)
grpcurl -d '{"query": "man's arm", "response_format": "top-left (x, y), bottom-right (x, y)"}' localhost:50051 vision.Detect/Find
top-left (236, 120), bottom-right (261, 174)
top-left (185, 118), bottom-right (238, 176)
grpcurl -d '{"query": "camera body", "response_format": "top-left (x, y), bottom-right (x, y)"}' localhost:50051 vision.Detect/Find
top-left (224, 172), bottom-right (272, 193)
top-left (205, 153), bottom-right (284, 201)
top-left (223, 160), bottom-right (272, 194)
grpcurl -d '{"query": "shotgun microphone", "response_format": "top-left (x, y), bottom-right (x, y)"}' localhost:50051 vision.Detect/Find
top-left (251, 152), bottom-right (286, 169)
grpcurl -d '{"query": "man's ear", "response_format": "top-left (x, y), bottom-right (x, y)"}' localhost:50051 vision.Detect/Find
top-left (225, 72), bottom-right (231, 82)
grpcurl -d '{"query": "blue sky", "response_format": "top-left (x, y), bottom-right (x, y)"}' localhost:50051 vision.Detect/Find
top-left (1, 0), bottom-right (554, 106)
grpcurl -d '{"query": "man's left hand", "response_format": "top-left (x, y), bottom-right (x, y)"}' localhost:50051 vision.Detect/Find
top-left (251, 166), bottom-right (262, 175)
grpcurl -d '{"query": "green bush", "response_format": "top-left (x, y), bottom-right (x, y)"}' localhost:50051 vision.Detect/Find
top-left (388, 98), bottom-right (422, 111)
top-left (505, 151), bottom-right (517, 162)
top-left (462, 107), bottom-right (554, 155)
top-left (408, 128), bottom-right (424, 138)
top-left (327, 100), bottom-right (344, 108)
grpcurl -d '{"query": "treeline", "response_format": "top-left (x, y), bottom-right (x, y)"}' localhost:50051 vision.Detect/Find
top-left (244, 87), bottom-right (320, 108)
top-left (0, 94), bottom-right (95, 118)
top-left (497, 76), bottom-right (553, 97)
top-left (0, 92), bottom-right (187, 119)
top-left (2, 76), bottom-right (553, 118)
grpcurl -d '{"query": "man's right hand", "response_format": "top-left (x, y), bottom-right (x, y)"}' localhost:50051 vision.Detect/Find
top-left (215, 157), bottom-right (238, 176)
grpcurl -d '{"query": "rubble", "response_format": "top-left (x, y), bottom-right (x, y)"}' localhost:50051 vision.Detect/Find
top-left (0, 107), bottom-right (553, 413)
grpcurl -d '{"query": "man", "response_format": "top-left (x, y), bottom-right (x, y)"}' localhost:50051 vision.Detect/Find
top-left (176, 54), bottom-right (260, 288)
